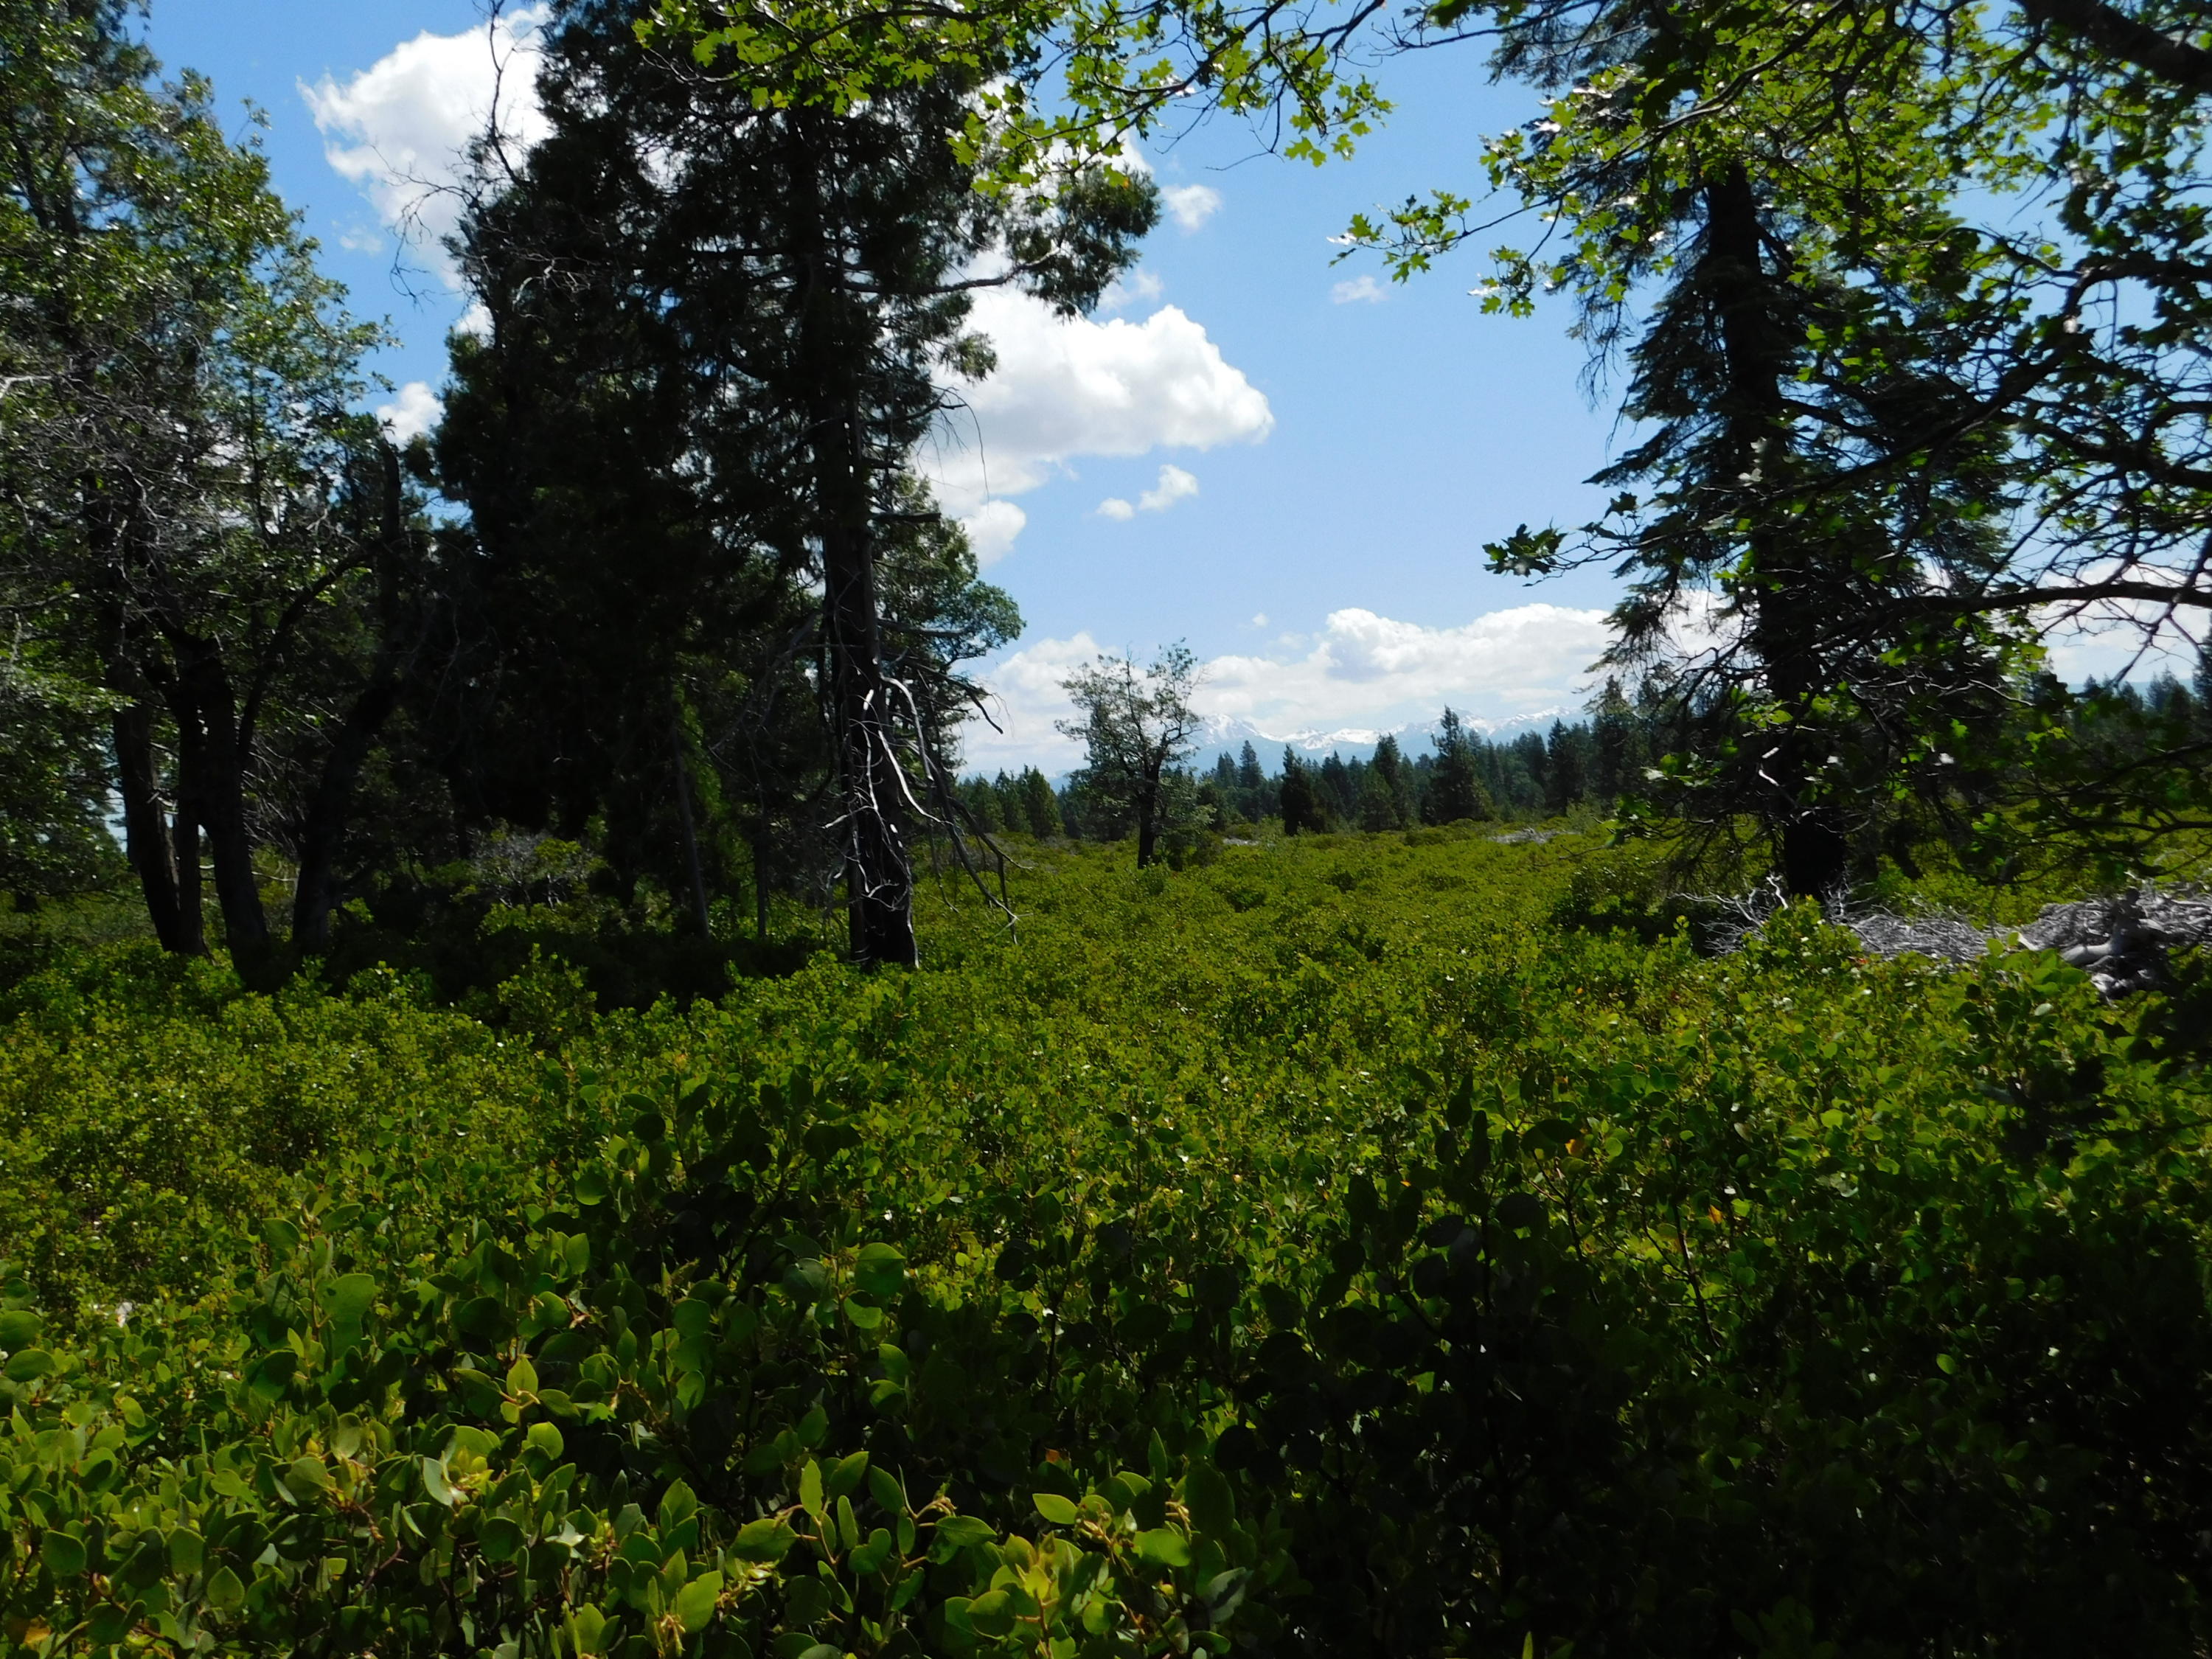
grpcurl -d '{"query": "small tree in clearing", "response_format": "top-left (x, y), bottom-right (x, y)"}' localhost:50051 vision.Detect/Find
top-left (1057, 644), bottom-right (1203, 867)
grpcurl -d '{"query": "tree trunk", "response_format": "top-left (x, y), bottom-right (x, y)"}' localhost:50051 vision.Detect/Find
top-left (753, 822), bottom-right (772, 942)
top-left (1702, 164), bottom-right (1851, 900)
top-left (1135, 767), bottom-right (1161, 868)
top-left (789, 115), bottom-right (917, 967)
top-left (173, 795), bottom-right (205, 955)
top-left (112, 698), bottom-right (188, 952)
top-left (168, 639), bottom-right (269, 960)
top-left (672, 714), bottom-right (713, 938)
top-left (292, 446), bottom-right (417, 949)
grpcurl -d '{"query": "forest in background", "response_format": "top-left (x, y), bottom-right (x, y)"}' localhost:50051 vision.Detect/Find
top-left (7, 0), bottom-right (2212, 1654)
top-left (6, 0), bottom-right (2212, 968)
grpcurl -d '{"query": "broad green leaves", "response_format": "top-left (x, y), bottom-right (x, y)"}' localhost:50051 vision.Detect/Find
top-left (1, 835), bottom-right (2208, 1654)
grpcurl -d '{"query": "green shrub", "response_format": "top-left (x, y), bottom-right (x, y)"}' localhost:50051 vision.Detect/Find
top-left (2, 838), bottom-right (2208, 1656)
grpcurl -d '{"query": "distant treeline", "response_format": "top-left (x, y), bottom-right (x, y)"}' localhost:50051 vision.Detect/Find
top-left (962, 660), bottom-right (2212, 849)
top-left (960, 686), bottom-right (1656, 841)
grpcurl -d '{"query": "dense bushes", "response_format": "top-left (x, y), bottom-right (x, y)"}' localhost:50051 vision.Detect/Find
top-left (3, 835), bottom-right (2210, 1655)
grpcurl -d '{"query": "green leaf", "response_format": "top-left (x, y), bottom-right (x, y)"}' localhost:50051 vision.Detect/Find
top-left (799, 1458), bottom-right (825, 1520)
top-left (206, 1565), bottom-right (246, 1611)
top-left (41, 1528), bottom-right (87, 1577)
top-left (507, 1356), bottom-right (539, 1397)
top-left (246, 1349), bottom-right (296, 1399)
top-left (422, 1457), bottom-right (459, 1507)
top-left (0, 1309), bottom-right (42, 1349)
top-left (574, 1166), bottom-right (609, 1206)
top-left (850, 1527), bottom-right (894, 1575)
top-left (479, 1517), bottom-right (525, 1562)
top-left (967, 1588), bottom-right (1018, 1638)
top-left (867, 1465), bottom-right (905, 1516)
top-left (1183, 1463), bottom-right (1236, 1537)
top-left (732, 1517), bottom-right (796, 1563)
top-left (167, 1528), bottom-right (205, 1576)
top-left (568, 1603), bottom-right (608, 1654)
top-left (1135, 1528), bottom-right (1192, 1568)
top-left (4, 1348), bottom-right (55, 1382)
top-left (659, 1478), bottom-right (699, 1531)
top-left (321, 1272), bottom-right (376, 1326)
top-left (824, 1449), bottom-right (869, 1499)
top-left (1033, 1492), bottom-right (1080, 1526)
top-left (934, 1513), bottom-right (995, 1548)
top-left (285, 1456), bottom-right (331, 1498)
top-left (675, 1570), bottom-right (723, 1633)
top-left (855, 1242), bottom-right (905, 1298)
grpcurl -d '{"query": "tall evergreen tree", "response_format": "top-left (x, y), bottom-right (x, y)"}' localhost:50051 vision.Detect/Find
top-left (1424, 706), bottom-right (1490, 823)
top-left (1279, 749), bottom-right (1326, 835)
top-left (437, 0), bottom-right (1150, 962)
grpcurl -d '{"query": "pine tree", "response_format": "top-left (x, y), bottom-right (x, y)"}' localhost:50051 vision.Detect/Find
top-left (1360, 734), bottom-right (1412, 830)
top-left (1544, 721), bottom-right (1589, 815)
top-left (1020, 767), bottom-right (1060, 839)
top-left (1279, 749), bottom-right (1326, 835)
top-left (1425, 707), bottom-right (1491, 823)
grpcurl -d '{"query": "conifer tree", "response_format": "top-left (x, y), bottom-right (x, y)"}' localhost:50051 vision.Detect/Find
top-left (1425, 707), bottom-right (1491, 823)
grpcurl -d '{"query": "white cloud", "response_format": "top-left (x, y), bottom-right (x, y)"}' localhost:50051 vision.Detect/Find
top-left (376, 380), bottom-right (444, 442)
top-left (303, 7), bottom-right (550, 282)
top-left (1250, 612), bottom-right (1268, 628)
top-left (1140, 463), bottom-right (1199, 512)
top-left (1161, 182), bottom-right (1222, 232)
top-left (1098, 268), bottom-right (1164, 313)
top-left (453, 300), bottom-right (494, 341)
top-left (924, 289), bottom-right (1271, 560)
top-left (1332, 273), bottom-right (1388, 305)
top-left (1097, 464), bottom-right (1200, 521)
top-left (961, 602), bottom-right (1618, 771)
top-left (959, 631), bottom-right (1107, 773)
top-left (960, 499), bottom-right (1027, 568)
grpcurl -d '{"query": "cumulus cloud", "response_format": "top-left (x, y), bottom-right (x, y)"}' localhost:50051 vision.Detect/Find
top-left (1140, 464), bottom-right (1200, 512)
top-left (924, 288), bottom-right (1270, 556)
top-left (1160, 182), bottom-right (1222, 231)
top-left (1097, 268), bottom-right (1165, 313)
top-left (960, 499), bottom-right (1028, 568)
top-left (1331, 273), bottom-right (1388, 305)
top-left (959, 631), bottom-right (1108, 773)
top-left (376, 380), bottom-right (444, 442)
top-left (961, 603), bottom-right (1619, 771)
top-left (1097, 463), bottom-right (1201, 521)
top-left (303, 7), bottom-right (550, 281)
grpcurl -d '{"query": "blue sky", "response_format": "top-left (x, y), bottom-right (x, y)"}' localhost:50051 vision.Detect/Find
top-left (143, 2), bottom-right (2153, 772)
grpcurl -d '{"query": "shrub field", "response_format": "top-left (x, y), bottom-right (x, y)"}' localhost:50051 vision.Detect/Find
top-left (4, 830), bottom-right (2211, 1657)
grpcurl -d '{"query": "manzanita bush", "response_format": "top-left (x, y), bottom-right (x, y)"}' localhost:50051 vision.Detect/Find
top-left (3, 833), bottom-right (2209, 1655)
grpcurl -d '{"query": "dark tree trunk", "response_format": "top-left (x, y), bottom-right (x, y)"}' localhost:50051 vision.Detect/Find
top-left (111, 698), bottom-right (188, 953)
top-left (173, 795), bottom-right (204, 955)
top-left (789, 116), bottom-right (917, 968)
top-left (168, 639), bottom-right (269, 959)
top-left (1702, 164), bottom-right (1851, 900)
top-left (672, 714), bottom-right (713, 938)
top-left (1135, 766), bottom-right (1162, 868)
top-left (752, 822), bottom-right (772, 942)
top-left (293, 446), bottom-right (417, 949)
